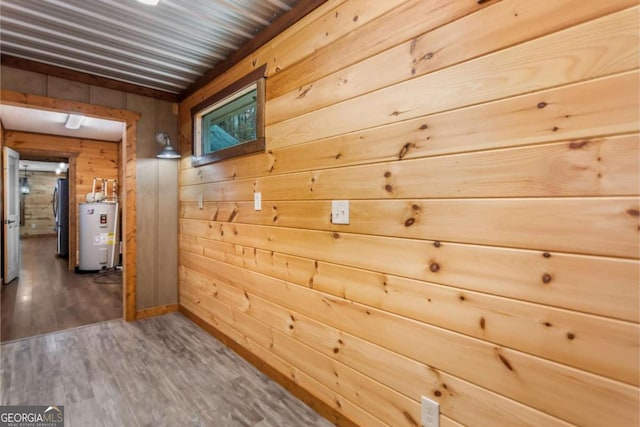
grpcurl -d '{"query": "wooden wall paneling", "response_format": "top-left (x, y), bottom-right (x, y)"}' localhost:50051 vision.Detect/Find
top-left (178, 0), bottom-right (640, 425)
top-left (252, 294), bottom-right (572, 427)
top-left (181, 71), bottom-right (639, 186)
top-left (20, 171), bottom-right (58, 237)
top-left (270, 327), bottom-right (421, 427)
top-left (179, 250), bottom-right (639, 427)
top-left (180, 264), bottom-right (575, 427)
top-left (258, 0), bottom-right (407, 77)
top-left (182, 274), bottom-right (437, 427)
top-left (179, 221), bottom-right (638, 322)
top-left (181, 136), bottom-right (639, 202)
top-left (181, 0), bottom-right (399, 108)
top-left (180, 236), bottom-right (639, 385)
top-left (267, 7), bottom-right (639, 149)
top-left (265, 0), bottom-right (500, 101)
top-left (179, 195), bottom-right (640, 259)
top-left (266, 0), bottom-right (638, 124)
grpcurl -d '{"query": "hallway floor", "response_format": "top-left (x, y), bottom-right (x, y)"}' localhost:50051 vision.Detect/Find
top-left (0, 313), bottom-right (333, 427)
top-left (1, 236), bottom-right (122, 342)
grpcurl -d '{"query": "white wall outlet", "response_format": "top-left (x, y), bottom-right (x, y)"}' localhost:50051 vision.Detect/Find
top-left (421, 396), bottom-right (440, 427)
top-left (254, 192), bottom-right (262, 211)
top-left (331, 200), bottom-right (349, 224)
top-left (198, 194), bottom-right (204, 209)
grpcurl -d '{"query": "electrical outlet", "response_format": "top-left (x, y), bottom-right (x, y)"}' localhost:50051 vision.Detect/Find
top-left (331, 200), bottom-right (349, 224)
top-left (254, 192), bottom-right (262, 211)
top-left (421, 396), bottom-right (439, 427)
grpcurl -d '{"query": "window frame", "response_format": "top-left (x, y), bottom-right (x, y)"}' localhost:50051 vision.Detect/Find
top-left (191, 64), bottom-right (267, 167)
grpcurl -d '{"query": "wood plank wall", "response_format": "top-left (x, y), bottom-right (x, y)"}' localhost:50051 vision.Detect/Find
top-left (178, 1), bottom-right (640, 426)
top-left (19, 170), bottom-right (59, 237)
top-left (0, 66), bottom-right (179, 311)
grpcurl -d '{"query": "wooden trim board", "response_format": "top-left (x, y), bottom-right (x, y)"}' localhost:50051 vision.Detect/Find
top-left (136, 304), bottom-right (179, 320)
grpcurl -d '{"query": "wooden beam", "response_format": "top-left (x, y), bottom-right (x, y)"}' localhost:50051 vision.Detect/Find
top-left (183, 0), bottom-right (328, 98)
top-left (1, 89), bottom-right (140, 122)
top-left (1, 55), bottom-right (181, 103)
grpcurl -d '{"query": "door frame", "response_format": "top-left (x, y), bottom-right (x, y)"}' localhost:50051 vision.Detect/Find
top-left (3, 147), bottom-right (20, 283)
top-left (1, 89), bottom-right (140, 321)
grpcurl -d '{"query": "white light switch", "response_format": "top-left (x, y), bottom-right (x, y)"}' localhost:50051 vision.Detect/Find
top-left (254, 192), bottom-right (262, 211)
top-left (331, 200), bottom-right (349, 224)
top-left (421, 396), bottom-right (440, 427)
top-left (198, 194), bottom-right (204, 209)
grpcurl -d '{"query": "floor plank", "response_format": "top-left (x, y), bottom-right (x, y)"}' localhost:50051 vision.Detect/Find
top-left (0, 313), bottom-right (333, 427)
top-left (1, 236), bottom-right (122, 342)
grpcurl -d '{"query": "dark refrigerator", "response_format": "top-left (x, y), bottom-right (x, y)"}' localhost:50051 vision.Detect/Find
top-left (53, 178), bottom-right (69, 257)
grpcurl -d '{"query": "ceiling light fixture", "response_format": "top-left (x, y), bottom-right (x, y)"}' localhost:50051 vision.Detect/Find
top-left (155, 132), bottom-right (180, 159)
top-left (65, 113), bottom-right (85, 129)
top-left (135, 0), bottom-right (160, 5)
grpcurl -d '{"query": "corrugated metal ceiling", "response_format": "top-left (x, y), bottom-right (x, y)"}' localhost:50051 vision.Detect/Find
top-left (0, 0), bottom-right (298, 94)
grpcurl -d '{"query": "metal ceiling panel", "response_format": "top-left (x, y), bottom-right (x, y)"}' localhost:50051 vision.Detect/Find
top-left (0, 0), bottom-right (298, 94)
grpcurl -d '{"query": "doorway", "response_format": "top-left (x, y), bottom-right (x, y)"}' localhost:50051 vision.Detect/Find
top-left (1, 90), bottom-right (139, 328)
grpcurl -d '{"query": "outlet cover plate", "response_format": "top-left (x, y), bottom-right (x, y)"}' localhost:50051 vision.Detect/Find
top-left (421, 396), bottom-right (439, 427)
top-left (331, 200), bottom-right (349, 224)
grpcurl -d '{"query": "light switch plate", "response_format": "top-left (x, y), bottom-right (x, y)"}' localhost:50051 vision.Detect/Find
top-left (198, 194), bottom-right (204, 209)
top-left (421, 396), bottom-right (439, 427)
top-left (331, 200), bottom-right (349, 224)
top-left (254, 192), bottom-right (262, 211)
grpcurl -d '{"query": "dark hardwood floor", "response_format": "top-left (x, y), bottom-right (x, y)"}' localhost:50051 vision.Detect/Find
top-left (1, 235), bottom-right (122, 342)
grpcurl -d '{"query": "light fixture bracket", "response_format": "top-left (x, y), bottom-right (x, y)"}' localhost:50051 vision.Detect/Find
top-left (155, 131), bottom-right (180, 159)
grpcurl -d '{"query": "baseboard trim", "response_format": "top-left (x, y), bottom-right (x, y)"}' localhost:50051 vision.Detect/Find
top-left (136, 303), bottom-right (179, 320)
top-left (179, 305), bottom-right (357, 427)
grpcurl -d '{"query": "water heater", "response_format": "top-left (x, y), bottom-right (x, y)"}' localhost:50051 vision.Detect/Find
top-left (78, 202), bottom-right (119, 271)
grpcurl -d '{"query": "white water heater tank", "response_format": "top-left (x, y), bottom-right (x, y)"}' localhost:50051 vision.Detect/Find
top-left (78, 202), bottom-right (119, 271)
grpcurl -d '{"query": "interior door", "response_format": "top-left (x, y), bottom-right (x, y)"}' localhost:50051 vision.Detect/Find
top-left (3, 147), bottom-right (20, 283)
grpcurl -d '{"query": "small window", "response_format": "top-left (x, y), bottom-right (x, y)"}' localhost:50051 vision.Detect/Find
top-left (192, 65), bottom-right (266, 166)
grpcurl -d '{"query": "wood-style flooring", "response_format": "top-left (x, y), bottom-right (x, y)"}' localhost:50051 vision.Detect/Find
top-left (0, 313), bottom-right (333, 427)
top-left (1, 236), bottom-right (122, 342)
